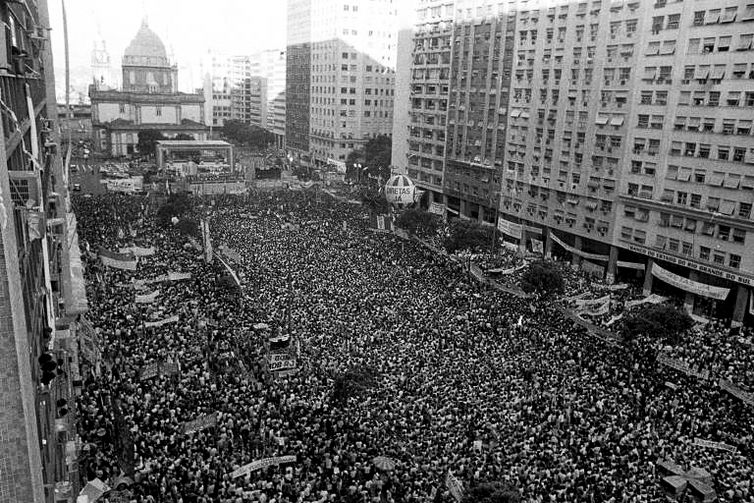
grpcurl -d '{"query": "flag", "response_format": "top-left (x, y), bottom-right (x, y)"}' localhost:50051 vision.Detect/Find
top-left (99, 248), bottom-right (138, 271)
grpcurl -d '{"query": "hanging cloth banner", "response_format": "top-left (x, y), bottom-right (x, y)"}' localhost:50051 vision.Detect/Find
top-left (497, 217), bottom-right (523, 240)
top-left (693, 438), bottom-right (737, 453)
top-left (144, 315), bottom-right (179, 328)
top-left (120, 246), bottom-right (156, 257)
top-left (99, 248), bottom-right (138, 271)
top-left (574, 295), bottom-right (611, 309)
top-left (531, 238), bottom-right (544, 254)
top-left (549, 233), bottom-right (609, 262)
top-left (446, 471), bottom-right (464, 502)
top-left (657, 354), bottom-right (711, 380)
top-left (651, 263), bottom-right (730, 300)
top-left (167, 272), bottom-right (192, 282)
top-left (617, 260), bottom-right (645, 271)
top-left (215, 252), bottom-right (242, 288)
top-left (231, 456), bottom-right (297, 478)
top-left (580, 301), bottom-right (610, 317)
top-left (135, 291), bottom-right (159, 304)
top-left (625, 294), bottom-right (668, 309)
top-left (429, 202), bottom-right (447, 218)
top-left (719, 379), bottom-right (754, 406)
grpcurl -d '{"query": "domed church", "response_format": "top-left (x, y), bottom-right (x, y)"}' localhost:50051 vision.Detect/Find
top-left (90, 19), bottom-right (207, 156)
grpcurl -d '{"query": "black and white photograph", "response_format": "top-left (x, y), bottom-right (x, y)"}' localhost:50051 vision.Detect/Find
top-left (0, 0), bottom-right (752, 502)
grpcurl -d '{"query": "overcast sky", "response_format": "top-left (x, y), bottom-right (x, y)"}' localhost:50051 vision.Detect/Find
top-left (48, 0), bottom-right (287, 94)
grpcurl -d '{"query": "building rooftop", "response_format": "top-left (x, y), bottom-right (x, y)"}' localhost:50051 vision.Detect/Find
top-left (123, 19), bottom-right (169, 65)
top-left (156, 140), bottom-right (232, 147)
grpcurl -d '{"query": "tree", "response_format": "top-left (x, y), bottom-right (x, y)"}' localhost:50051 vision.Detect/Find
top-left (395, 209), bottom-right (441, 239)
top-left (443, 220), bottom-right (493, 253)
top-left (622, 304), bottom-right (693, 345)
top-left (156, 193), bottom-right (193, 226)
top-left (137, 130), bottom-right (166, 158)
top-left (462, 482), bottom-right (521, 503)
top-left (359, 186), bottom-right (391, 214)
top-left (173, 133), bottom-right (195, 141)
top-left (222, 120), bottom-right (275, 150)
top-left (346, 135), bottom-right (392, 183)
top-left (520, 261), bottom-right (564, 297)
top-left (175, 218), bottom-right (200, 238)
top-left (332, 366), bottom-right (377, 405)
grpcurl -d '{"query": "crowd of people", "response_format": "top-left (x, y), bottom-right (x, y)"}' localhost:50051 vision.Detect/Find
top-left (72, 190), bottom-right (754, 503)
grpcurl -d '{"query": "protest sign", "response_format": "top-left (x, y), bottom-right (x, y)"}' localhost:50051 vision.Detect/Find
top-left (135, 291), bottom-right (159, 304)
top-left (719, 379), bottom-right (754, 406)
top-left (693, 438), bottom-right (737, 453)
top-left (183, 412), bottom-right (218, 434)
top-left (446, 471), bottom-right (464, 502)
top-left (144, 315), bottom-right (179, 328)
top-left (657, 355), bottom-right (710, 380)
top-left (230, 455), bottom-right (296, 478)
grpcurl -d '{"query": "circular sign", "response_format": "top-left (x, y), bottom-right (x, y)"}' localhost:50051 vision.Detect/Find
top-left (384, 175), bottom-right (415, 206)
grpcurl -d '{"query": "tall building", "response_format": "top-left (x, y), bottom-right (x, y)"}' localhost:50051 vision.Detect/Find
top-left (286, 0), bottom-right (399, 167)
top-left (90, 20), bottom-right (207, 156)
top-left (1, 1), bottom-right (89, 502)
top-left (444, 1), bottom-right (515, 223)
top-left (203, 53), bottom-right (253, 128)
top-left (286, 0), bottom-right (312, 159)
top-left (252, 49), bottom-right (287, 146)
top-left (394, 0), bottom-right (754, 324)
top-left (90, 39), bottom-right (118, 91)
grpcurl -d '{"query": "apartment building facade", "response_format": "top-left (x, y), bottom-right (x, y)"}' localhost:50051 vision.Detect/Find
top-left (204, 54), bottom-right (252, 128)
top-left (615, 0), bottom-right (754, 322)
top-left (444, 1), bottom-right (515, 223)
top-left (1, 1), bottom-right (89, 502)
top-left (395, 0), bottom-right (753, 323)
top-left (286, 0), bottom-right (399, 167)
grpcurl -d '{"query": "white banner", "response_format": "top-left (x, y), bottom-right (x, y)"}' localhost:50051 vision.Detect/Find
top-left (487, 263), bottom-right (527, 275)
top-left (574, 295), bottom-right (610, 308)
top-left (135, 291), bottom-right (159, 304)
top-left (497, 217), bottom-right (522, 240)
top-left (268, 355), bottom-right (297, 371)
top-left (693, 438), bottom-right (737, 453)
top-left (549, 233), bottom-right (610, 262)
top-left (625, 294), bottom-right (668, 310)
top-left (120, 246), bottom-right (155, 257)
top-left (231, 456), bottom-right (297, 478)
top-left (429, 202), bottom-right (447, 218)
top-left (580, 301), bottom-right (610, 317)
top-left (657, 354), bottom-right (710, 380)
top-left (617, 260), bottom-right (645, 271)
top-left (100, 255), bottom-right (138, 271)
top-left (446, 471), bottom-right (464, 502)
top-left (651, 263), bottom-right (730, 300)
top-left (168, 272), bottom-right (192, 282)
top-left (531, 238), bottom-right (544, 254)
top-left (144, 315), bottom-right (179, 328)
top-left (719, 379), bottom-right (754, 406)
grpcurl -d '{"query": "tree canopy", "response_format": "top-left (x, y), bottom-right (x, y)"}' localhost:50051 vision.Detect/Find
top-left (622, 304), bottom-right (694, 345)
top-left (346, 135), bottom-right (392, 183)
top-left (462, 482), bottom-right (521, 503)
top-left (137, 130), bottom-right (166, 158)
top-left (443, 219), bottom-right (493, 253)
top-left (395, 209), bottom-right (441, 239)
top-left (156, 193), bottom-right (193, 227)
top-left (520, 260), bottom-right (564, 297)
top-left (223, 120), bottom-right (275, 150)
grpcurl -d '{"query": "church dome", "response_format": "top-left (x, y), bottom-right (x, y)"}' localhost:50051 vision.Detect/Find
top-left (123, 19), bottom-right (169, 66)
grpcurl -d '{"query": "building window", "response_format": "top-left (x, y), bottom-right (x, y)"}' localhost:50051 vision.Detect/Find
top-left (119, 104), bottom-right (125, 114)
top-left (156, 107), bottom-right (162, 117)
top-left (729, 254), bottom-right (742, 269)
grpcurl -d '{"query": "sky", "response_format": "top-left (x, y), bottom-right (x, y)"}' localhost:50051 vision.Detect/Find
top-left (47, 0), bottom-right (287, 98)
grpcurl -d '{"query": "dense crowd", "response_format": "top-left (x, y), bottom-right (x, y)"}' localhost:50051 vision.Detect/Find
top-left (73, 191), bottom-right (754, 503)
